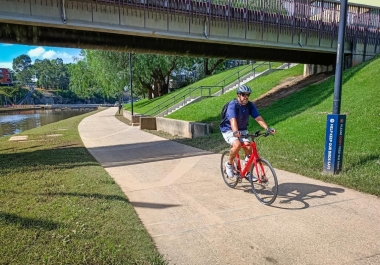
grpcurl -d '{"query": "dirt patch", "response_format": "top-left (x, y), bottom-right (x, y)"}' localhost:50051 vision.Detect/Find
top-left (253, 73), bottom-right (333, 109)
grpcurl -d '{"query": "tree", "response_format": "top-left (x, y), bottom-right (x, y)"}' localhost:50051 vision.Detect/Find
top-left (33, 58), bottom-right (70, 90)
top-left (68, 50), bottom-right (224, 101)
top-left (133, 54), bottom-right (195, 99)
top-left (68, 54), bottom-right (95, 99)
top-left (12, 54), bottom-right (33, 85)
top-left (69, 50), bottom-right (130, 102)
top-left (202, 58), bottom-right (225, 77)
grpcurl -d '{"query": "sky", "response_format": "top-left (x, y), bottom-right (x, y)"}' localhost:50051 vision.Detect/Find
top-left (0, 43), bottom-right (82, 69)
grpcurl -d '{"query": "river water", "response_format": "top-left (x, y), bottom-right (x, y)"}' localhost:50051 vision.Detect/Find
top-left (0, 109), bottom-right (93, 137)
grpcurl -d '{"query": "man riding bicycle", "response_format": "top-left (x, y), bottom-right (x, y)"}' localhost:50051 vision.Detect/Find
top-left (220, 85), bottom-right (275, 180)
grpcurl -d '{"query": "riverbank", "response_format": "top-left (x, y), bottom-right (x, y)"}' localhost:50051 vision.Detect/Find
top-left (0, 105), bottom-right (41, 113)
top-left (0, 104), bottom-right (107, 113)
top-left (0, 109), bottom-right (167, 264)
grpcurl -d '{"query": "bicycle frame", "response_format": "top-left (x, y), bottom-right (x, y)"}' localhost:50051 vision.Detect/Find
top-left (235, 140), bottom-right (265, 183)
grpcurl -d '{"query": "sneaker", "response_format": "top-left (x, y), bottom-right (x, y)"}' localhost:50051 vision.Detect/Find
top-left (245, 173), bottom-right (257, 182)
top-left (225, 162), bottom-right (235, 178)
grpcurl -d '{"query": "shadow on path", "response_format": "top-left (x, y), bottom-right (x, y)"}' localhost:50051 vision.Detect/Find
top-left (131, 202), bottom-right (182, 209)
top-left (273, 182), bottom-right (345, 210)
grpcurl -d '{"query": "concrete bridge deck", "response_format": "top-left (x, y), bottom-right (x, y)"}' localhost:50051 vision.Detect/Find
top-left (1, 0), bottom-right (380, 65)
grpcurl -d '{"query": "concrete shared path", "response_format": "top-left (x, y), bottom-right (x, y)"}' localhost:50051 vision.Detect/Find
top-left (79, 108), bottom-right (380, 265)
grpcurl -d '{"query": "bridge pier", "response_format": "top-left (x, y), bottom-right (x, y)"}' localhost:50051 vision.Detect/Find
top-left (303, 64), bottom-right (333, 77)
top-left (351, 42), bottom-right (380, 67)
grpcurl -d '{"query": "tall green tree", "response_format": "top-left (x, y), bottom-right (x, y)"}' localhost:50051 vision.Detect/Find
top-left (68, 50), bottom-right (225, 100)
top-left (68, 53), bottom-right (95, 99)
top-left (12, 54), bottom-right (33, 85)
top-left (33, 58), bottom-right (69, 90)
top-left (201, 58), bottom-right (225, 77)
top-left (133, 54), bottom-right (195, 99)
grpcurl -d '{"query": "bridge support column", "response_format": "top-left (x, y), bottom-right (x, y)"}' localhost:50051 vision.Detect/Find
top-left (303, 64), bottom-right (333, 77)
top-left (352, 42), bottom-right (364, 67)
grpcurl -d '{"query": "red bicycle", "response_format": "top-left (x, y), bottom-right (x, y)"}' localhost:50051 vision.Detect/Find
top-left (221, 130), bottom-right (278, 205)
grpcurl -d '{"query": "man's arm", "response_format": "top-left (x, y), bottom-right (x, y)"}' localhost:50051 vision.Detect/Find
top-left (255, 116), bottom-right (275, 133)
top-left (230, 118), bottom-right (241, 137)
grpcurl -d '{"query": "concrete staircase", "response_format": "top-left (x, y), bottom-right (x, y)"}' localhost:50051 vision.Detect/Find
top-left (17, 85), bottom-right (35, 105)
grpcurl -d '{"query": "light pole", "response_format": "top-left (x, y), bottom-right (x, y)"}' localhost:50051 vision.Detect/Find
top-left (129, 52), bottom-right (134, 115)
top-left (323, 0), bottom-right (348, 174)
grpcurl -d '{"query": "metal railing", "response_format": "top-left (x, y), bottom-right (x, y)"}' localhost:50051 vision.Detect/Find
top-left (59, 0), bottom-right (380, 46)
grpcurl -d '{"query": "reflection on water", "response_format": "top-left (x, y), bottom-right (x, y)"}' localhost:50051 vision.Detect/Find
top-left (0, 109), bottom-right (92, 137)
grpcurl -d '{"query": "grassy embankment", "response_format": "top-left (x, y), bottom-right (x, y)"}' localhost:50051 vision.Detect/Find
top-left (160, 58), bottom-right (379, 196)
top-left (126, 62), bottom-right (281, 114)
top-left (0, 110), bottom-right (167, 264)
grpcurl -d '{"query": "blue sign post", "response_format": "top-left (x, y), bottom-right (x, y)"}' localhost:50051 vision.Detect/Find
top-left (323, 114), bottom-right (346, 174)
top-left (323, 0), bottom-right (348, 174)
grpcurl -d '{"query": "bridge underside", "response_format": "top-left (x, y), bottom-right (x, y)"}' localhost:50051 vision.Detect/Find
top-left (0, 23), bottom-right (337, 65)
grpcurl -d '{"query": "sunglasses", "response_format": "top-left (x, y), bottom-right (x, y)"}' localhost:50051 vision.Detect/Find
top-left (239, 93), bottom-right (251, 97)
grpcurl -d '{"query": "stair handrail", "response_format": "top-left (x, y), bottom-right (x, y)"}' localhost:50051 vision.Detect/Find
top-left (213, 61), bottom-right (271, 91)
top-left (152, 85), bottom-right (225, 116)
top-left (17, 85), bottom-right (35, 105)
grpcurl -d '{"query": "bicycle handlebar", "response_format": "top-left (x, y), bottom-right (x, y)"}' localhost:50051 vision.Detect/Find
top-left (241, 130), bottom-right (273, 139)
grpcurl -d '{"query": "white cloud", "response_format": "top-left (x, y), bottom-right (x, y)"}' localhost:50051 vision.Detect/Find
top-left (0, 62), bottom-right (12, 69)
top-left (28, 47), bottom-right (45, 57)
top-left (42, 50), bottom-right (56, 59)
top-left (27, 46), bottom-right (79, 64)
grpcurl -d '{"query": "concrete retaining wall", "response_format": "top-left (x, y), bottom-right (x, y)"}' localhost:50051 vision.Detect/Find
top-left (156, 117), bottom-right (210, 138)
top-left (140, 117), bottom-right (157, 130)
top-left (123, 110), bottom-right (144, 125)
top-left (123, 110), bottom-right (209, 138)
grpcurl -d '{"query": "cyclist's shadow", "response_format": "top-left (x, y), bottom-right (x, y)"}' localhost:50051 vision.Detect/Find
top-left (273, 182), bottom-right (345, 210)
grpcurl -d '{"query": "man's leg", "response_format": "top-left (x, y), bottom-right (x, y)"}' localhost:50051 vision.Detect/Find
top-left (228, 139), bottom-right (242, 164)
top-left (222, 131), bottom-right (241, 178)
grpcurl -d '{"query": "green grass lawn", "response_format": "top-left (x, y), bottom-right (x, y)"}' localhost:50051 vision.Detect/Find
top-left (160, 59), bottom-right (380, 196)
top-left (0, 110), bottom-right (167, 265)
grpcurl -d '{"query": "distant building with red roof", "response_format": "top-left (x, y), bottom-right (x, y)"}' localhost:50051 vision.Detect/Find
top-left (0, 68), bottom-right (13, 86)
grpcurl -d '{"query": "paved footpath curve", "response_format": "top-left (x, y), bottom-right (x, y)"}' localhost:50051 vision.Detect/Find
top-left (79, 108), bottom-right (380, 265)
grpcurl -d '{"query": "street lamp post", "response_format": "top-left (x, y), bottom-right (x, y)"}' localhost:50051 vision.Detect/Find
top-left (323, 0), bottom-right (348, 174)
top-left (129, 52), bottom-right (133, 116)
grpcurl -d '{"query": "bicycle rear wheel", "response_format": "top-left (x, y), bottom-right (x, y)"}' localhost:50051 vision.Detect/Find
top-left (250, 158), bottom-right (278, 205)
top-left (221, 150), bottom-right (239, 188)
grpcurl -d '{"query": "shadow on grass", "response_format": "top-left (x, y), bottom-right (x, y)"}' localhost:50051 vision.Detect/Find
top-left (0, 212), bottom-right (60, 230)
top-left (0, 147), bottom-right (98, 172)
top-left (271, 183), bottom-right (345, 210)
top-left (46, 192), bottom-right (130, 203)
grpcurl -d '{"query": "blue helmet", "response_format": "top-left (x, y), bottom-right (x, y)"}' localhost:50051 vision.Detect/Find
top-left (236, 85), bottom-right (252, 94)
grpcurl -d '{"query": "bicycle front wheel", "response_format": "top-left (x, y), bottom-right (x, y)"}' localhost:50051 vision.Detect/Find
top-left (250, 158), bottom-right (278, 205)
top-left (221, 150), bottom-right (239, 188)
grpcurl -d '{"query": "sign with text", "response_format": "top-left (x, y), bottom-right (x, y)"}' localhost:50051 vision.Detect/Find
top-left (323, 114), bottom-right (346, 174)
